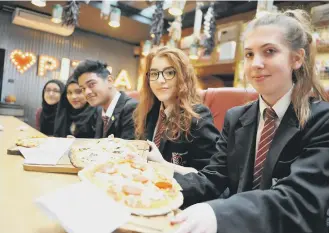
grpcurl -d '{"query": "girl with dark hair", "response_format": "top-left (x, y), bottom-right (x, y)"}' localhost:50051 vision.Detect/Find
top-left (53, 77), bottom-right (98, 138)
top-left (36, 79), bottom-right (65, 136)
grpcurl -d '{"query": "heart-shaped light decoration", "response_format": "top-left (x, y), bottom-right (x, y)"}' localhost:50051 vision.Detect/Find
top-left (10, 50), bottom-right (37, 74)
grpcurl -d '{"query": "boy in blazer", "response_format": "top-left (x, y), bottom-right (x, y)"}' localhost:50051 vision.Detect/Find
top-left (73, 60), bottom-right (137, 139)
top-left (170, 10), bottom-right (329, 233)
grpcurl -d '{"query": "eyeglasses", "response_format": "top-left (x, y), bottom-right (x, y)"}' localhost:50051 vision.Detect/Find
top-left (45, 88), bottom-right (61, 94)
top-left (147, 67), bottom-right (176, 81)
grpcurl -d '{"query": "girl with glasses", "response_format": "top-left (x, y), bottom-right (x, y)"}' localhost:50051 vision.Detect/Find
top-left (53, 77), bottom-right (99, 138)
top-left (36, 79), bottom-right (65, 136)
top-left (133, 46), bottom-right (221, 175)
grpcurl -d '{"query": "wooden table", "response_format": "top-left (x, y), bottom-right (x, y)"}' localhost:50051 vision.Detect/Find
top-left (0, 116), bottom-right (179, 233)
top-left (0, 116), bottom-right (79, 233)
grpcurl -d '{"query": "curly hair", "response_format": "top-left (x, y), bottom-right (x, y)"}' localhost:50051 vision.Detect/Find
top-left (134, 46), bottom-right (201, 140)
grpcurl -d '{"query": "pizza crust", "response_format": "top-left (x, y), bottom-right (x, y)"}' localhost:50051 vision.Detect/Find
top-left (78, 160), bottom-right (183, 216)
top-left (127, 192), bottom-right (183, 216)
top-left (15, 137), bottom-right (47, 148)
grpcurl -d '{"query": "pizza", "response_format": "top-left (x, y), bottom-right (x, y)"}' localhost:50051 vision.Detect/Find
top-left (78, 159), bottom-right (183, 216)
top-left (69, 138), bottom-right (144, 168)
top-left (15, 136), bottom-right (47, 148)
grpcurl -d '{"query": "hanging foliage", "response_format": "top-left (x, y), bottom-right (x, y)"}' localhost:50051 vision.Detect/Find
top-left (167, 16), bottom-right (182, 42)
top-left (203, 3), bottom-right (216, 55)
top-left (62, 0), bottom-right (81, 27)
top-left (150, 1), bottom-right (165, 46)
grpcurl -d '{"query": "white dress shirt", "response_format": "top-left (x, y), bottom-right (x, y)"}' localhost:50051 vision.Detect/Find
top-left (255, 86), bottom-right (293, 155)
top-left (102, 91), bottom-right (121, 119)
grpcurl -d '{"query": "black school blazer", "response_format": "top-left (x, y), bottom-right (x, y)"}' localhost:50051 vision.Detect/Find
top-left (175, 99), bottom-right (329, 233)
top-left (146, 101), bottom-right (221, 171)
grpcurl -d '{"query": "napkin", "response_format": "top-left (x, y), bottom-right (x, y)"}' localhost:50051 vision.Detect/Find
top-left (21, 138), bottom-right (75, 165)
top-left (35, 182), bottom-right (131, 233)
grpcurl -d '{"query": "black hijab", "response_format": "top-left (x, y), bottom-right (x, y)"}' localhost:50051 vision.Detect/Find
top-left (53, 77), bottom-right (98, 138)
top-left (39, 79), bottom-right (65, 136)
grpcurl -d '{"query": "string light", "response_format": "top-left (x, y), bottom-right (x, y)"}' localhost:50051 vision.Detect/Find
top-left (114, 69), bottom-right (132, 90)
top-left (10, 50), bottom-right (37, 74)
top-left (71, 60), bottom-right (81, 68)
top-left (38, 55), bottom-right (59, 77)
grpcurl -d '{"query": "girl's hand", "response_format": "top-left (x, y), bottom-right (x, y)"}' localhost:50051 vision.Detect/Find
top-left (146, 140), bottom-right (166, 163)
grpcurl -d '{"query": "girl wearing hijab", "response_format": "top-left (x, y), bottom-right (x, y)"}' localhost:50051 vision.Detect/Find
top-left (36, 79), bottom-right (65, 136)
top-left (53, 77), bottom-right (98, 138)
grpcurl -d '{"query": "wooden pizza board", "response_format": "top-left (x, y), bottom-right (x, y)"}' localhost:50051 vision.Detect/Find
top-left (8, 138), bottom-right (149, 155)
top-left (23, 153), bottom-right (81, 174)
top-left (19, 139), bottom-right (149, 174)
top-left (120, 211), bottom-right (181, 233)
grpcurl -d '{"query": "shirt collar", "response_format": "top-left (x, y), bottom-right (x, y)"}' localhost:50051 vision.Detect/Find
top-left (160, 102), bottom-right (173, 118)
top-left (259, 85), bottom-right (293, 121)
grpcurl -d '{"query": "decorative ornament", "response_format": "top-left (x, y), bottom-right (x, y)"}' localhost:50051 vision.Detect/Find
top-left (167, 16), bottom-right (182, 42)
top-left (193, 2), bottom-right (203, 40)
top-left (150, 1), bottom-right (165, 46)
top-left (100, 0), bottom-right (111, 20)
top-left (62, 0), bottom-right (80, 27)
top-left (114, 70), bottom-right (132, 90)
top-left (203, 3), bottom-right (216, 55)
top-left (38, 55), bottom-right (59, 77)
top-left (10, 50), bottom-right (37, 74)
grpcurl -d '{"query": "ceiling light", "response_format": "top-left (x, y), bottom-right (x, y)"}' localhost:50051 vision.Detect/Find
top-left (168, 0), bottom-right (186, 17)
top-left (101, 0), bottom-right (111, 20)
top-left (109, 8), bottom-right (121, 28)
top-left (31, 0), bottom-right (46, 7)
top-left (51, 4), bottom-right (63, 24)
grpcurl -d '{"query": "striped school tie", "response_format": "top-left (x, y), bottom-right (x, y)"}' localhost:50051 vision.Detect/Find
top-left (153, 110), bottom-right (166, 148)
top-left (102, 116), bottom-right (110, 137)
top-left (252, 107), bottom-right (278, 189)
